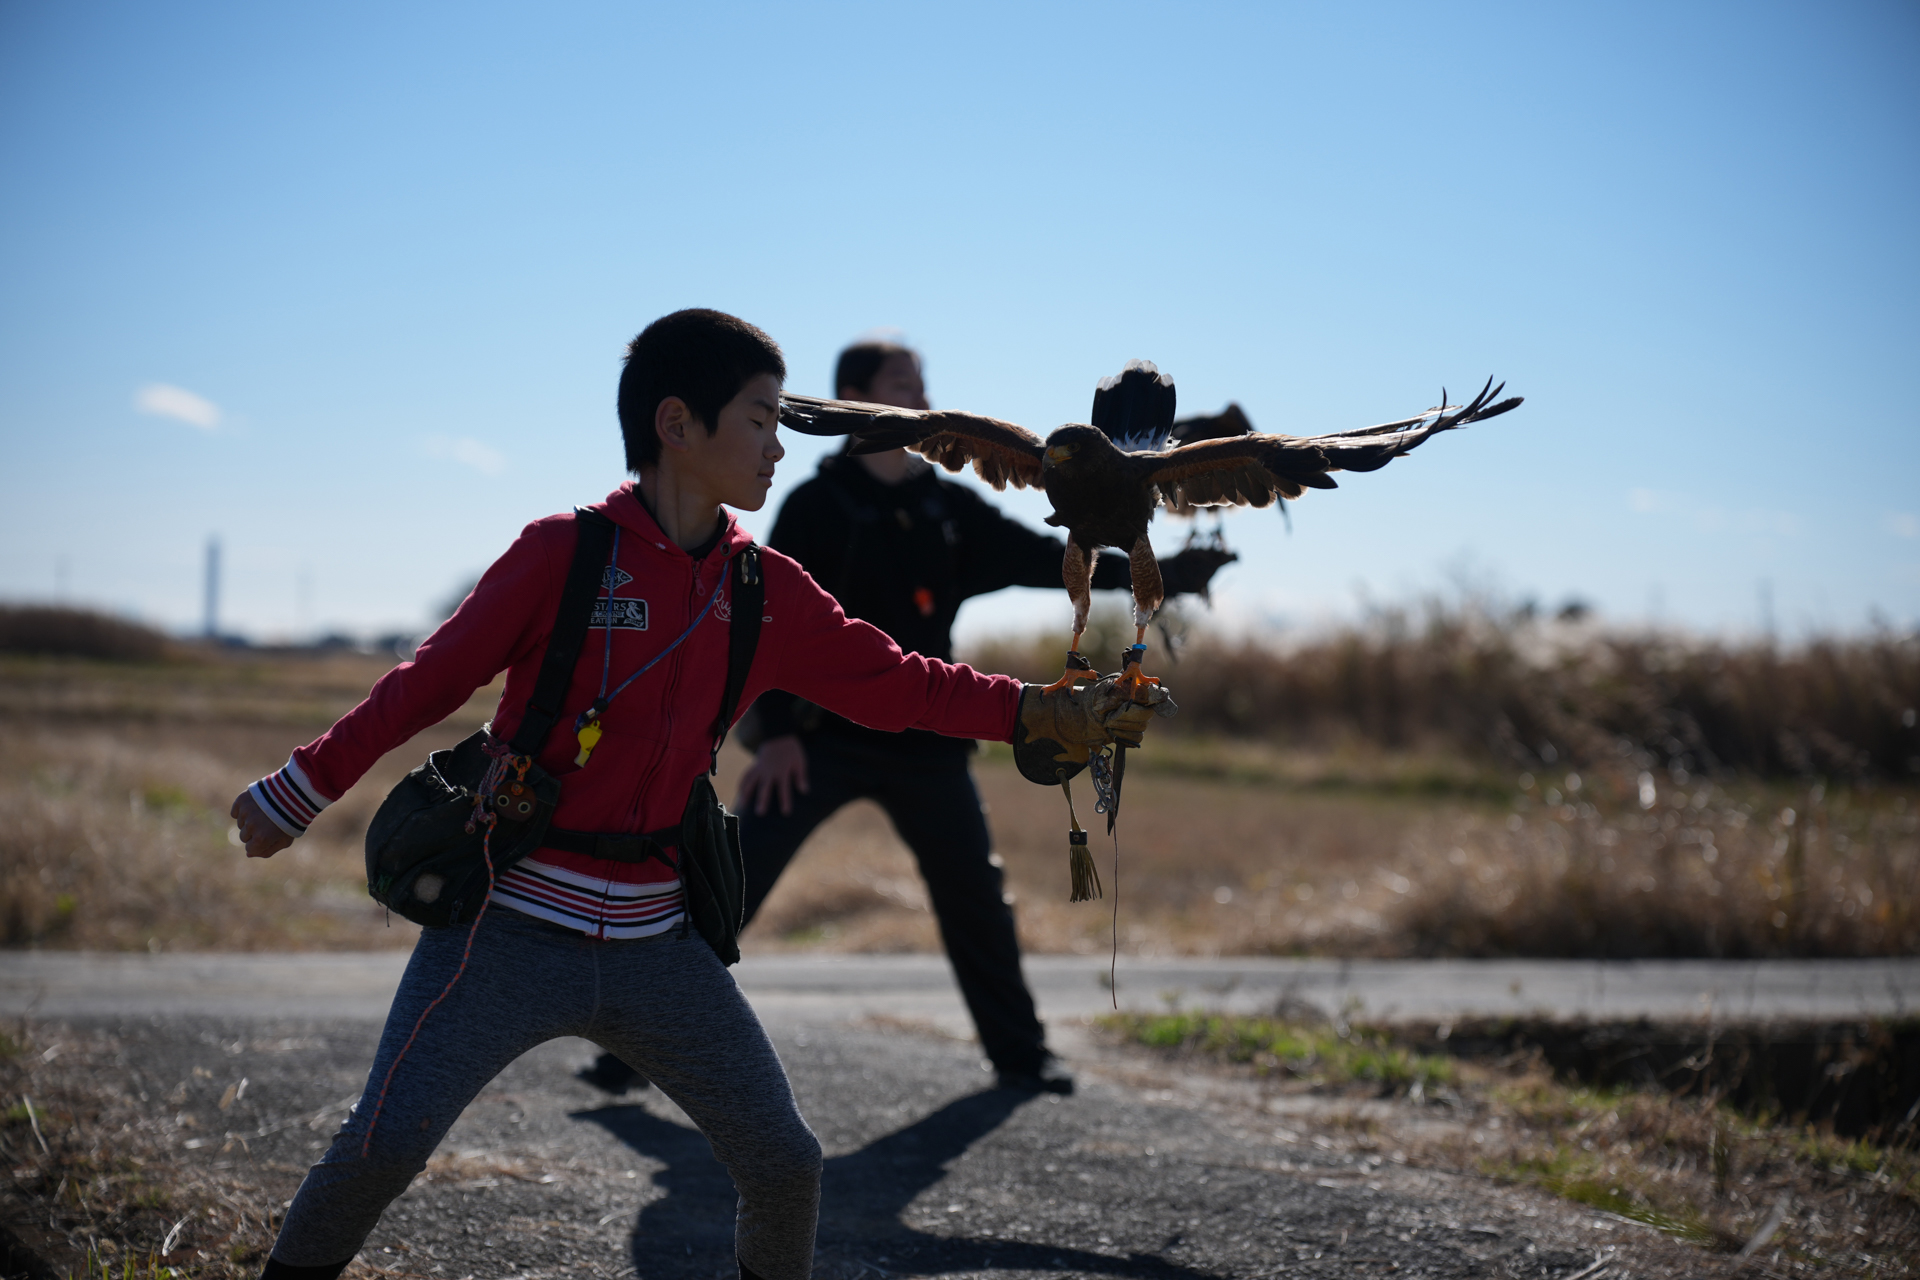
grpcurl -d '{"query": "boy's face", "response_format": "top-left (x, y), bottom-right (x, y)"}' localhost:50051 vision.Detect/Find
top-left (683, 372), bottom-right (785, 511)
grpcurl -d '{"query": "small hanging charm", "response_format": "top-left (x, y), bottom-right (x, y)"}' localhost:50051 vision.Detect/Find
top-left (489, 755), bottom-right (540, 823)
top-left (574, 718), bottom-right (603, 768)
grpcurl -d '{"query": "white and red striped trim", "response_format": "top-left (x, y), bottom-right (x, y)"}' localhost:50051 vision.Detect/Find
top-left (491, 857), bottom-right (686, 940)
top-left (247, 756), bottom-right (331, 837)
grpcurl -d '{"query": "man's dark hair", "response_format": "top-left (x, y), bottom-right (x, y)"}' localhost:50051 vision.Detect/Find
top-left (833, 340), bottom-right (917, 399)
top-left (618, 309), bottom-right (786, 472)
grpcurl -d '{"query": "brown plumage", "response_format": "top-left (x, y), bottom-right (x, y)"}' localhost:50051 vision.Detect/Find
top-left (780, 364), bottom-right (1523, 687)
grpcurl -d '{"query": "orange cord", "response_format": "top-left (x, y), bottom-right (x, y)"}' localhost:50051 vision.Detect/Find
top-left (359, 815), bottom-right (498, 1158)
top-left (1109, 825), bottom-right (1121, 1010)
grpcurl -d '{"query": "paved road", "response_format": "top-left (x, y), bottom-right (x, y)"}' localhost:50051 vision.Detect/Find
top-left (9, 950), bottom-right (1910, 1278)
top-left (5, 950), bottom-right (1915, 1027)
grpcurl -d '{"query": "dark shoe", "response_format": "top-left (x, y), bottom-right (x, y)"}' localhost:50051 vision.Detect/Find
top-left (577, 1052), bottom-right (649, 1096)
top-left (996, 1055), bottom-right (1074, 1095)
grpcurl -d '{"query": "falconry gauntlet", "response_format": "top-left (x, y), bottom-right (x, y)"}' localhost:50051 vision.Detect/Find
top-left (1013, 675), bottom-right (1176, 785)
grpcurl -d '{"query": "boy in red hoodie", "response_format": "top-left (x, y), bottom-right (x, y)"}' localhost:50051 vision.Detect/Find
top-left (230, 309), bottom-right (1163, 1280)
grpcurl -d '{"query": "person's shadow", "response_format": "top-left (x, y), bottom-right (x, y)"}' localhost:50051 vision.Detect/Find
top-left (575, 1088), bottom-right (1219, 1280)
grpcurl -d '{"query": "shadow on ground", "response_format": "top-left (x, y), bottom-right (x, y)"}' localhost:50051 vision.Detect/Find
top-left (576, 1088), bottom-right (1218, 1280)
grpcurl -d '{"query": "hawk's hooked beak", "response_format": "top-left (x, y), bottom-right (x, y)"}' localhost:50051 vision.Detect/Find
top-left (1046, 443), bottom-right (1075, 466)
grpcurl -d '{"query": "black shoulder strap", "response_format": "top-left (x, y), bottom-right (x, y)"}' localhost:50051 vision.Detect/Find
top-left (509, 508), bottom-right (617, 759)
top-left (708, 544), bottom-right (764, 774)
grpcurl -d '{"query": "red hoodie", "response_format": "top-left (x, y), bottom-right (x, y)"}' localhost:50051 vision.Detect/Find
top-left (249, 483), bottom-right (1023, 937)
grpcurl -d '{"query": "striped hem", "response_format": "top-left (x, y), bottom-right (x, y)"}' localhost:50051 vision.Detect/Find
top-left (248, 757), bottom-right (330, 838)
top-left (490, 857), bottom-right (686, 939)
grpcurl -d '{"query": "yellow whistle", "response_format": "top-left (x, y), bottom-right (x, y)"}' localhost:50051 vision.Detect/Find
top-left (574, 719), bottom-right (603, 768)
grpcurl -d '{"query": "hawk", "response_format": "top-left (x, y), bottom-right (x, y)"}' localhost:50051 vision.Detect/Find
top-left (780, 362), bottom-right (1522, 692)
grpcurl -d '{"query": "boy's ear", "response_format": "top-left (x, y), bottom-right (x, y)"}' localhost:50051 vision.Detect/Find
top-left (654, 396), bottom-right (700, 455)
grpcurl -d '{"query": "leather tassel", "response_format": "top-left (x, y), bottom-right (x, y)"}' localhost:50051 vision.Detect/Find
top-left (1068, 828), bottom-right (1102, 903)
top-left (1059, 771), bottom-right (1102, 903)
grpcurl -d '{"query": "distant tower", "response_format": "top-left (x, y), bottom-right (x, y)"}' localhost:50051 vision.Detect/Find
top-left (204, 537), bottom-right (221, 639)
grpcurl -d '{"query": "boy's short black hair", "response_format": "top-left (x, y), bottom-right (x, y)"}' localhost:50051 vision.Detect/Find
top-left (619, 310), bottom-right (786, 472)
top-left (833, 340), bottom-right (917, 398)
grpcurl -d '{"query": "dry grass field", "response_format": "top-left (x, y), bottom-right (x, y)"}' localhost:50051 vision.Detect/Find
top-left (1, 620), bottom-right (1914, 959)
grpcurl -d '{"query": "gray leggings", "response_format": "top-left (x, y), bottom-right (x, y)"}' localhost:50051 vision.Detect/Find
top-left (270, 907), bottom-right (821, 1280)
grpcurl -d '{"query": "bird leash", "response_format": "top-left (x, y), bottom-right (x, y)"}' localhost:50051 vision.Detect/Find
top-left (1092, 725), bottom-right (1129, 1011)
top-left (1056, 643), bottom-right (1151, 1008)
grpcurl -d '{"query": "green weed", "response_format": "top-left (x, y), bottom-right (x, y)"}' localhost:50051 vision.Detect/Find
top-left (1487, 1152), bottom-right (1726, 1247)
top-left (68, 1247), bottom-right (184, 1280)
top-left (1102, 1011), bottom-right (1455, 1092)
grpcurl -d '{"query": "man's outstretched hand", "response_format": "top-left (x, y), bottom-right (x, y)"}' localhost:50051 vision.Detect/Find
top-left (1011, 675), bottom-right (1177, 785)
top-left (736, 735), bottom-right (811, 817)
top-left (1158, 544), bottom-right (1238, 598)
top-left (230, 791), bottom-right (294, 859)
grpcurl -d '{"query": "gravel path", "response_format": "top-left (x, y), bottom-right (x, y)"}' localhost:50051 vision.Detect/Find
top-left (22, 1007), bottom-right (1732, 1279)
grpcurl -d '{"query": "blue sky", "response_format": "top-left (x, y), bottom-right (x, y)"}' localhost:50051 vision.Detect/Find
top-left (2, 1), bottom-right (1915, 644)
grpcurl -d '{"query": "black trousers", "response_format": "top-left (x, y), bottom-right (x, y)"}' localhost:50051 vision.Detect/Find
top-left (739, 734), bottom-right (1048, 1075)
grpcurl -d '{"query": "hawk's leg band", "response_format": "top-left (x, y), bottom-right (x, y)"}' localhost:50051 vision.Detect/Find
top-left (1040, 648), bottom-right (1097, 694)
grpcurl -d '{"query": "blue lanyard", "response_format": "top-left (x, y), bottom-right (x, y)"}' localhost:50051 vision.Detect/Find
top-left (573, 527), bottom-right (727, 743)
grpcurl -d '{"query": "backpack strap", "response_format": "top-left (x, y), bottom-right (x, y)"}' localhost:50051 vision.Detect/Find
top-left (709, 544), bottom-right (764, 774)
top-left (508, 508), bottom-right (617, 759)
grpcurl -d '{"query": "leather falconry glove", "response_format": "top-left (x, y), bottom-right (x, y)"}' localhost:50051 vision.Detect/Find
top-left (1013, 674), bottom-right (1177, 786)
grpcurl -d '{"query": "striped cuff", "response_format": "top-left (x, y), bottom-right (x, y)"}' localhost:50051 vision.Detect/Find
top-left (248, 757), bottom-right (331, 838)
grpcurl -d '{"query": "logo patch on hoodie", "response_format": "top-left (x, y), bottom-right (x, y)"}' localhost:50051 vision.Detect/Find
top-left (589, 598), bottom-right (648, 630)
top-left (602, 566), bottom-right (634, 591)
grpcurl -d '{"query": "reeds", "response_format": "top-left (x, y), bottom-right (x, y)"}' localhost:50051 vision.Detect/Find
top-left (1390, 773), bottom-right (1918, 959)
top-left (965, 600), bottom-right (1920, 781)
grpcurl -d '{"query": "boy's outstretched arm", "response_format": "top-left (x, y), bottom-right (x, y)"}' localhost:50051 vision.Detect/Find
top-left (753, 552), bottom-right (1173, 751)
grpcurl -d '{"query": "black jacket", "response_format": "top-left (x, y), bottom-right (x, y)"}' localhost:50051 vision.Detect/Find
top-left (750, 455), bottom-right (1132, 756)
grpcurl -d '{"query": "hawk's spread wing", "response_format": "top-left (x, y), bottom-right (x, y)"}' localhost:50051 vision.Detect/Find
top-left (1141, 379), bottom-right (1523, 515)
top-left (1168, 402), bottom-right (1256, 446)
top-left (1144, 436), bottom-right (1338, 513)
top-left (779, 394), bottom-right (1047, 491)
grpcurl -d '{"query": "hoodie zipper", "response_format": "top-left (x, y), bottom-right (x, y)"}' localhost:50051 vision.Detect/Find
top-left (626, 541), bottom-right (705, 881)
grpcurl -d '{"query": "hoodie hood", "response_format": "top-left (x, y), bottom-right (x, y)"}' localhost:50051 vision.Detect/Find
top-left (590, 481), bottom-right (755, 563)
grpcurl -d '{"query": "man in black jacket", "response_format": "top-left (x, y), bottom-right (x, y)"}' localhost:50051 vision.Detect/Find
top-left (580, 340), bottom-right (1227, 1096)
